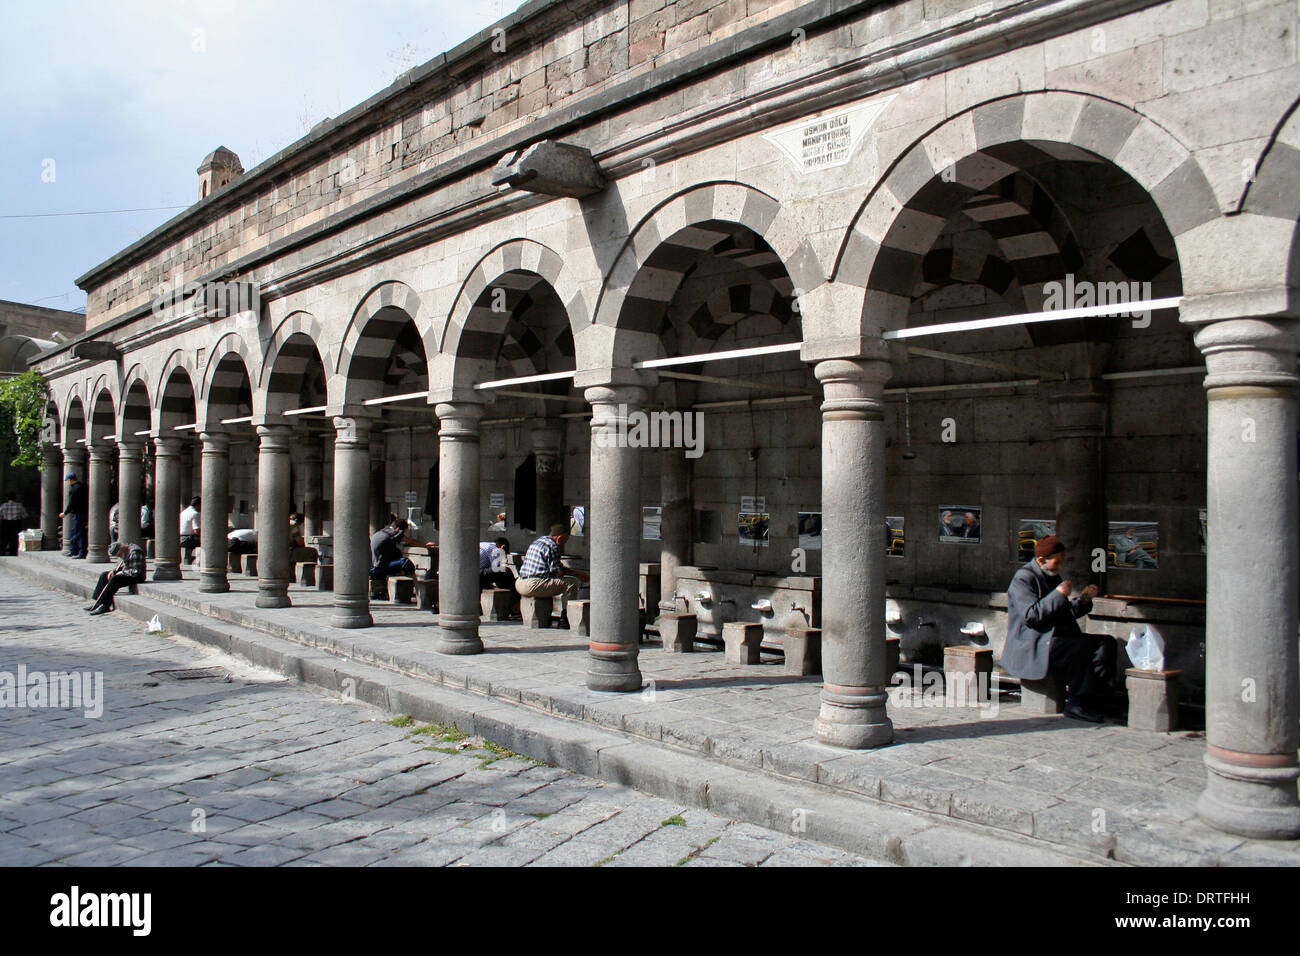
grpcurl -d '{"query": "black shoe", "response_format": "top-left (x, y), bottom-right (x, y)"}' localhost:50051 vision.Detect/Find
top-left (83, 604), bottom-right (96, 612)
top-left (88, 606), bottom-right (110, 616)
top-left (1064, 699), bottom-right (1103, 723)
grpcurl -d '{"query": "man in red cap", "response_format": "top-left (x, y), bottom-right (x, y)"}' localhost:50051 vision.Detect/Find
top-left (1002, 534), bottom-right (1113, 722)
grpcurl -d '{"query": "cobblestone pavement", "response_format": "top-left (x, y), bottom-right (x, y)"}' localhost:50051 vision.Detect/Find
top-left (0, 577), bottom-right (881, 867)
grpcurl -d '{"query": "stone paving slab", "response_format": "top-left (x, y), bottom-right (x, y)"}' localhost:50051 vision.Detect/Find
top-left (5, 553), bottom-right (1298, 866)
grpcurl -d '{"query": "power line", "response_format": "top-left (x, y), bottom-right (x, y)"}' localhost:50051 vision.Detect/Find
top-left (0, 204), bottom-right (190, 220)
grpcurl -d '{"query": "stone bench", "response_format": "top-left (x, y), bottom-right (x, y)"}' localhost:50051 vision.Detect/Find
top-left (389, 576), bottom-right (415, 604)
top-left (570, 599), bottom-right (590, 637)
top-left (414, 576), bottom-right (438, 612)
top-left (886, 636), bottom-right (901, 677)
top-left (520, 595), bottom-right (554, 629)
top-left (240, 554), bottom-right (258, 577)
top-left (1126, 668), bottom-right (1181, 731)
top-left (316, 564), bottom-right (333, 591)
top-left (943, 645), bottom-right (993, 707)
top-left (228, 551), bottom-right (241, 574)
top-left (723, 622), bottom-right (764, 665)
top-left (1019, 676), bottom-right (1064, 714)
top-left (481, 587), bottom-right (514, 621)
top-left (294, 562), bottom-right (316, 587)
top-left (783, 627), bottom-right (821, 676)
top-left (659, 612), bottom-right (696, 653)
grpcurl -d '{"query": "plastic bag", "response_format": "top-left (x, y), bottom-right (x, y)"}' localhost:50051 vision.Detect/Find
top-left (1126, 623), bottom-right (1165, 671)
top-left (147, 615), bottom-right (164, 634)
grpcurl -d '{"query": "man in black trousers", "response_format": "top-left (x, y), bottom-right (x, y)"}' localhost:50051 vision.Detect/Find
top-left (87, 540), bottom-right (147, 615)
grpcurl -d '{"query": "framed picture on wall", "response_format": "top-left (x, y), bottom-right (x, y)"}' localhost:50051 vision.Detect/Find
top-left (797, 512), bottom-right (822, 549)
top-left (738, 512), bottom-right (770, 547)
top-left (1108, 521), bottom-right (1159, 570)
top-left (642, 506), bottom-right (662, 541)
top-left (886, 515), bottom-right (905, 558)
top-left (569, 505), bottom-right (586, 537)
top-left (1013, 518), bottom-right (1056, 562)
top-left (939, 505), bottom-right (981, 543)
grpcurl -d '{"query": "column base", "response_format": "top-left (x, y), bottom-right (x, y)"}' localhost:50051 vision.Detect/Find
top-left (330, 610), bottom-right (373, 629)
top-left (814, 684), bottom-right (893, 749)
top-left (88, 554), bottom-right (110, 565)
top-left (152, 564), bottom-right (182, 582)
top-left (1197, 750), bottom-right (1300, 840)
top-left (256, 585), bottom-right (291, 609)
top-left (199, 572), bottom-right (229, 593)
top-left (587, 643), bottom-right (643, 692)
top-left (434, 616), bottom-right (484, 655)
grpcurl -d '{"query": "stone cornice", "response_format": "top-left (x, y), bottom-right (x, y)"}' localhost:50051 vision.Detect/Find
top-left (44, 0), bottom-right (1166, 368)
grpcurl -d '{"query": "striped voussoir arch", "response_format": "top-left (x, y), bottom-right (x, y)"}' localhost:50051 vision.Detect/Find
top-left (338, 280), bottom-right (423, 382)
top-left (594, 182), bottom-right (824, 336)
top-left (263, 312), bottom-right (332, 413)
top-left (156, 350), bottom-right (199, 431)
top-left (118, 367), bottom-right (153, 436)
top-left (442, 239), bottom-right (567, 370)
top-left (61, 388), bottom-right (85, 443)
top-left (1237, 94), bottom-right (1300, 221)
top-left (836, 91), bottom-right (1219, 329)
top-left (200, 333), bottom-right (257, 427)
top-left (87, 376), bottom-right (117, 445)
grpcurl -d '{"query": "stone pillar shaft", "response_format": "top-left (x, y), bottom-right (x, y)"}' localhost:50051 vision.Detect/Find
top-left (153, 437), bottom-right (183, 581)
top-left (659, 447), bottom-right (691, 611)
top-left (256, 424), bottom-right (293, 608)
top-left (199, 433), bottom-right (230, 593)
top-left (1194, 318), bottom-right (1300, 840)
top-left (814, 358), bottom-right (893, 749)
top-left (435, 404), bottom-right (484, 654)
top-left (87, 443), bottom-right (113, 564)
top-left (61, 447), bottom-right (86, 553)
top-left (330, 416), bottom-right (372, 628)
top-left (40, 446), bottom-right (61, 549)
top-left (585, 386), bottom-right (647, 692)
top-left (117, 441), bottom-right (144, 547)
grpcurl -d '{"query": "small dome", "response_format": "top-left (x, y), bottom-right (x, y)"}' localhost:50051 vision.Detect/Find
top-left (197, 146), bottom-right (243, 173)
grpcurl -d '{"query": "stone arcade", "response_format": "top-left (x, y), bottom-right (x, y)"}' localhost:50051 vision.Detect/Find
top-left (29, 0), bottom-right (1300, 840)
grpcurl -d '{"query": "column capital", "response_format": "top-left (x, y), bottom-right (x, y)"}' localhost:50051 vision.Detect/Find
top-left (255, 423), bottom-right (295, 448)
top-left (583, 384), bottom-right (649, 408)
top-left (1039, 378), bottom-right (1108, 437)
top-left (332, 414), bottom-right (372, 446)
top-left (199, 431), bottom-right (231, 452)
top-left (153, 436), bottom-right (185, 457)
top-left (87, 441), bottom-right (115, 464)
top-left (61, 445), bottom-right (86, 467)
top-left (116, 438), bottom-right (145, 458)
top-left (1195, 317), bottom-right (1300, 392)
top-left (435, 401), bottom-right (485, 435)
top-left (814, 358), bottom-right (892, 421)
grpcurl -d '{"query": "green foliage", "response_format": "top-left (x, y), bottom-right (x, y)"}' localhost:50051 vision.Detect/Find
top-left (0, 370), bottom-right (50, 467)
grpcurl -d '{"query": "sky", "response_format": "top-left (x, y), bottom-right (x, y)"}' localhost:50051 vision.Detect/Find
top-left (0, 0), bottom-right (516, 314)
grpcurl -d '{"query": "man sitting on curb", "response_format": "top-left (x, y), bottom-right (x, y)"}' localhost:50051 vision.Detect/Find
top-left (1001, 534), bottom-right (1113, 722)
top-left (86, 540), bottom-right (147, 616)
top-left (517, 524), bottom-right (589, 628)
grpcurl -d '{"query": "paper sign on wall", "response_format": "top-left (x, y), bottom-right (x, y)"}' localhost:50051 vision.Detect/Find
top-left (490, 493), bottom-right (505, 508)
top-left (741, 496), bottom-right (766, 513)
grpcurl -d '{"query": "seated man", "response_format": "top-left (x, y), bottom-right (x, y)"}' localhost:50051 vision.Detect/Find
top-left (369, 517), bottom-right (434, 599)
top-left (288, 512), bottom-right (318, 564)
top-left (517, 524), bottom-right (589, 628)
top-left (479, 537), bottom-right (515, 592)
top-left (1002, 535), bottom-right (1113, 722)
top-left (87, 540), bottom-right (147, 616)
top-left (227, 527), bottom-right (258, 557)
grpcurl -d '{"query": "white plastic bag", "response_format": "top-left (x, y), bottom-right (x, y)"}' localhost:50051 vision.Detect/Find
top-left (147, 615), bottom-right (164, 634)
top-left (1126, 623), bottom-right (1165, 671)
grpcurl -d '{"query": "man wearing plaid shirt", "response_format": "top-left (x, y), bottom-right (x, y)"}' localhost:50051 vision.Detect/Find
top-left (87, 540), bottom-right (147, 615)
top-left (1, 491), bottom-right (28, 556)
top-left (517, 524), bottom-right (589, 628)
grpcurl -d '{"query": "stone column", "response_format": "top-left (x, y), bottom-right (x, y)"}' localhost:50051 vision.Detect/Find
top-left (1194, 317), bottom-right (1300, 840)
top-left (178, 441), bottom-right (194, 510)
top-left (152, 437), bottom-right (183, 581)
top-left (435, 402), bottom-right (484, 654)
top-left (330, 415), bottom-right (372, 629)
top-left (814, 358), bottom-right (893, 749)
top-left (86, 442), bottom-right (113, 564)
top-left (659, 447), bottom-right (692, 611)
top-left (117, 440), bottom-right (144, 547)
top-left (533, 418), bottom-right (565, 534)
top-left (255, 424), bottom-right (293, 609)
top-left (199, 432), bottom-right (231, 593)
top-left (1041, 379), bottom-right (1108, 586)
top-left (369, 433), bottom-right (388, 534)
top-left (301, 436), bottom-right (324, 537)
top-left (585, 385), bottom-right (648, 692)
top-left (61, 447), bottom-right (85, 552)
top-left (40, 445), bottom-right (61, 549)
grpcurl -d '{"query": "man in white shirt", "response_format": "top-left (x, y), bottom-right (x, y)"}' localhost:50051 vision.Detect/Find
top-left (179, 497), bottom-right (201, 565)
top-left (227, 527), bottom-right (258, 556)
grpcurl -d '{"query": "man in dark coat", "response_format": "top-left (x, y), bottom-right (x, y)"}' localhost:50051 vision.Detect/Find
top-left (59, 473), bottom-right (88, 558)
top-left (1002, 535), bottom-right (1112, 722)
